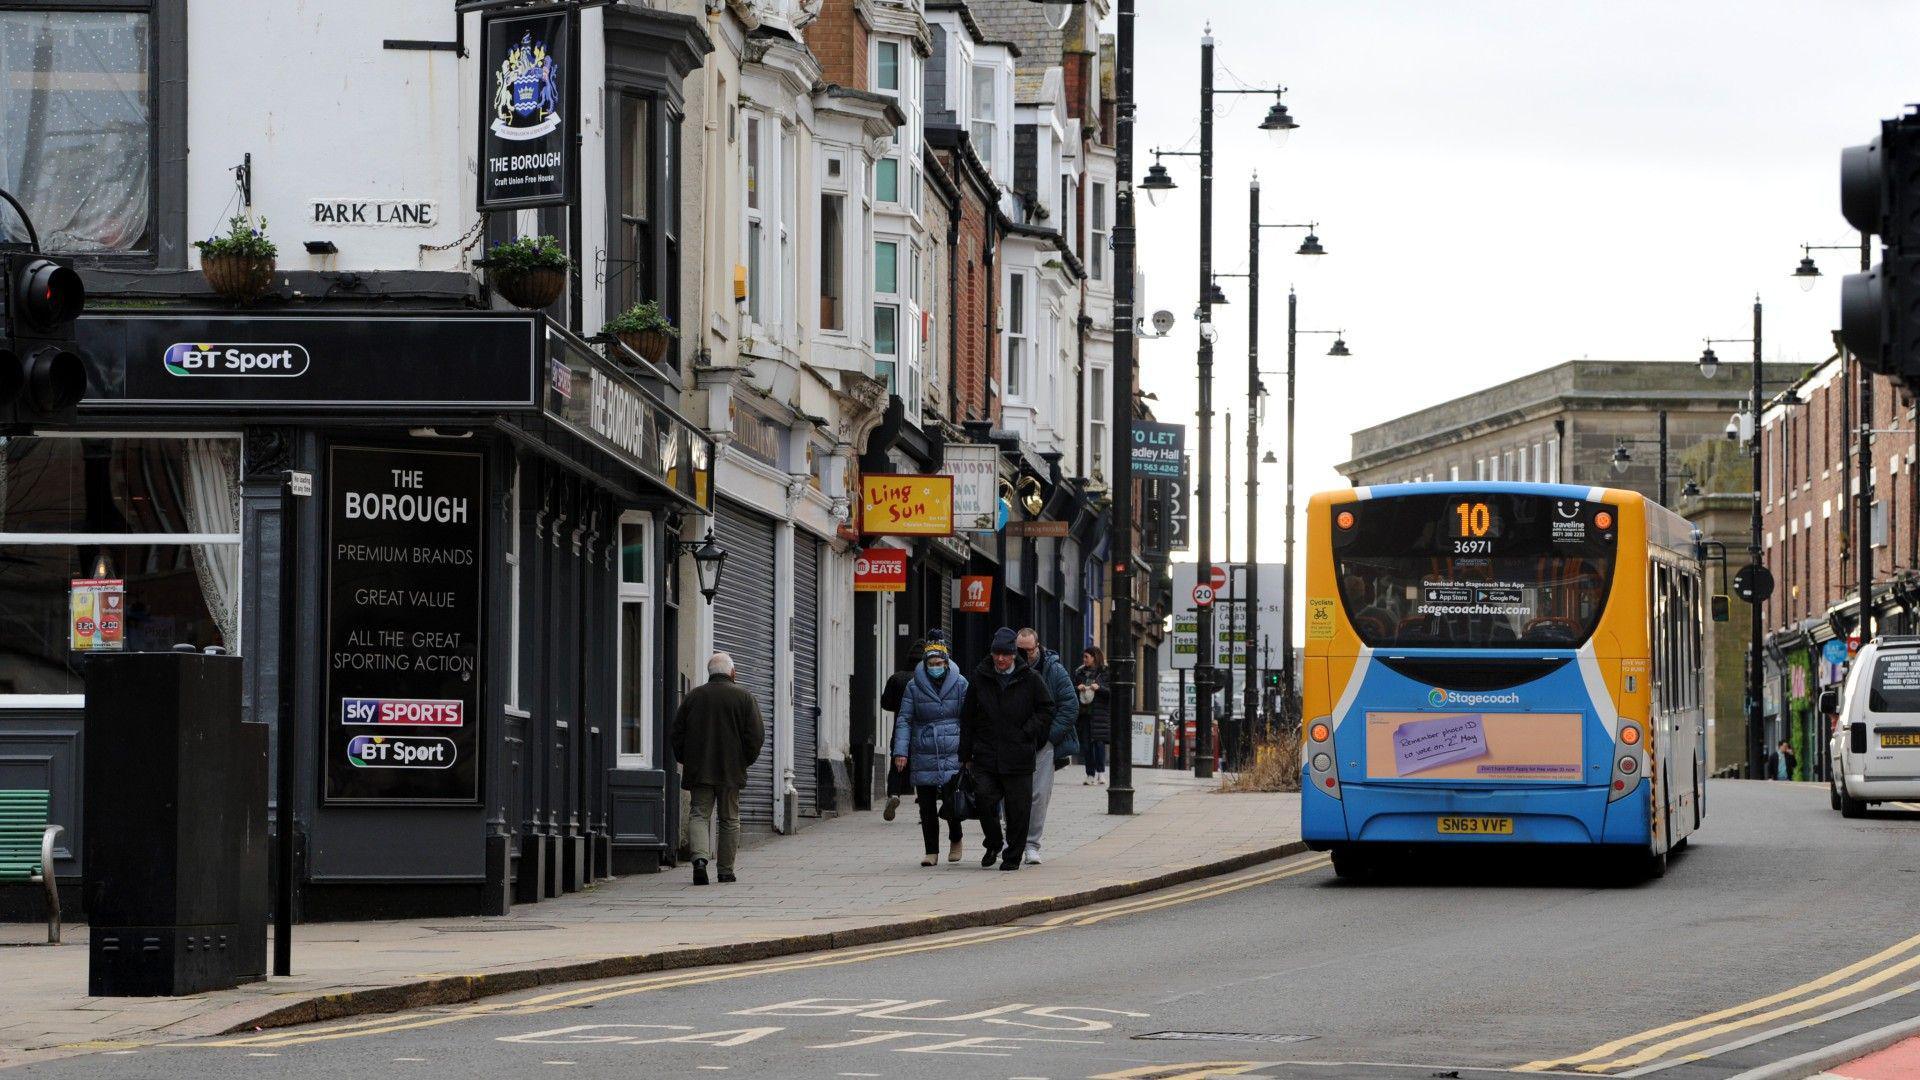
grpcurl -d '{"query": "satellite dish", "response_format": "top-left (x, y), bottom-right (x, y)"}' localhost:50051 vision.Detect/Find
top-left (1151, 310), bottom-right (1175, 334)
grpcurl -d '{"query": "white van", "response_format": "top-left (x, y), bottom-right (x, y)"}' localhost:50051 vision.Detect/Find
top-left (1822, 636), bottom-right (1920, 817)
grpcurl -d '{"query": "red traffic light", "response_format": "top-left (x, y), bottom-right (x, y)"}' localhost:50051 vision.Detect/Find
top-left (13, 257), bottom-right (85, 331)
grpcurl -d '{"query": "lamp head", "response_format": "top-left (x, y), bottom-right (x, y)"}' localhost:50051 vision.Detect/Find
top-left (1611, 445), bottom-right (1631, 475)
top-left (1793, 253), bottom-right (1822, 292)
top-left (1296, 231), bottom-right (1326, 257)
top-left (1262, 450), bottom-right (1278, 464)
top-left (1207, 281), bottom-right (1230, 306)
top-left (1698, 346), bottom-right (1720, 379)
top-left (1681, 479), bottom-right (1701, 498)
top-left (1326, 335), bottom-right (1350, 357)
top-left (1141, 159), bottom-right (1176, 206)
top-left (1258, 96), bottom-right (1298, 148)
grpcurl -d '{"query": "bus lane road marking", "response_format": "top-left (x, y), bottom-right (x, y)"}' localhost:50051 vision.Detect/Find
top-left (199, 853), bottom-right (1332, 1051)
top-left (1515, 928), bottom-right (1920, 1074)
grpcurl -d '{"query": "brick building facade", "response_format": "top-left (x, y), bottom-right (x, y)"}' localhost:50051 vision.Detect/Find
top-left (1757, 353), bottom-right (1920, 781)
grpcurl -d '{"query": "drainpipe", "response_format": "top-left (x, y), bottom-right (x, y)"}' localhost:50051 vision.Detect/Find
top-left (946, 160), bottom-right (964, 423)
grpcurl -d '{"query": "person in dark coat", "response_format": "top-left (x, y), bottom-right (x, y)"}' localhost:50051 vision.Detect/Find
top-left (670, 652), bottom-right (766, 886)
top-left (959, 627), bottom-right (1053, 871)
top-left (879, 639), bottom-right (925, 822)
top-left (891, 637), bottom-right (969, 865)
top-left (1076, 646), bottom-right (1113, 785)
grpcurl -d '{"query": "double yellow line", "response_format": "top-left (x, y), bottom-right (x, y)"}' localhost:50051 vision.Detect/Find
top-left (206, 853), bottom-right (1331, 1051)
top-left (1515, 927), bottom-right (1920, 1074)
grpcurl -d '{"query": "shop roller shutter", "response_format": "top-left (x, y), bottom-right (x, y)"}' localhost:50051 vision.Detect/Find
top-left (792, 534), bottom-right (821, 818)
top-left (712, 501), bottom-right (778, 828)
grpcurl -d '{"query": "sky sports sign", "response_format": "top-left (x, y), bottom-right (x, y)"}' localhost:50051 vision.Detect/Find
top-left (341, 698), bottom-right (465, 727)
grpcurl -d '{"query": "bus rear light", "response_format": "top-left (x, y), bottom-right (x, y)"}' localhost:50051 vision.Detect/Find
top-left (1594, 511), bottom-right (1614, 530)
top-left (1620, 724), bottom-right (1641, 746)
top-left (1309, 722), bottom-right (1331, 743)
top-left (1336, 510), bottom-right (1355, 530)
top-left (1619, 755), bottom-right (1638, 774)
top-left (1613, 779), bottom-right (1626, 791)
top-left (1312, 752), bottom-right (1332, 771)
top-left (1323, 777), bottom-right (1337, 788)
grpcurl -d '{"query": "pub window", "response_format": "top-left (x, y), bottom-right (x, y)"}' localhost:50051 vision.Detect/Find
top-left (0, 434), bottom-right (240, 699)
top-left (0, 8), bottom-right (152, 255)
top-left (615, 93), bottom-right (654, 315)
top-left (505, 462), bottom-right (523, 712)
top-left (617, 511), bottom-right (655, 768)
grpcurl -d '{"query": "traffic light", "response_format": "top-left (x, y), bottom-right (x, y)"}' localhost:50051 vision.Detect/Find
top-left (1840, 108), bottom-right (1920, 394)
top-left (1, 251), bottom-right (87, 427)
top-left (1262, 669), bottom-right (1281, 689)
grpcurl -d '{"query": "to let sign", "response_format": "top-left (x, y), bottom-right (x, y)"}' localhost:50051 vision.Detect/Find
top-left (1130, 421), bottom-right (1185, 479)
top-left (861, 474), bottom-right (955, 536)
top-left (324, 446), bottom-right (485, 805)
top-left (855, 548), bottom-right (908, 592)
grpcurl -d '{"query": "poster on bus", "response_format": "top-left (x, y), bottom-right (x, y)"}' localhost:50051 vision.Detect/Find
top-left (1363, 710), bottom-right (1583, 782)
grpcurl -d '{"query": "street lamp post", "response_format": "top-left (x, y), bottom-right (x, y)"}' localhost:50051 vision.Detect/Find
top-left (1276, 304), bottom-right (1348, 729)
top-left (1699, 296), bottom-right (1765, 778)
top-left (1792, 238), bottom-right (1877, 648)
top-left (1106, 0), bottom-right (1137, 814)
top-left (1141, 29), bottom-right (1295, 779)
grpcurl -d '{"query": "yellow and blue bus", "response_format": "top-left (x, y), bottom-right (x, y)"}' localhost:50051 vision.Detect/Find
top-left (1301, 482), bottom-right (1707, 879)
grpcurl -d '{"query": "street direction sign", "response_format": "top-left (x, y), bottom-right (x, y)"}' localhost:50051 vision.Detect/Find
top-left (1192, 583), bottom-right (1215, 607)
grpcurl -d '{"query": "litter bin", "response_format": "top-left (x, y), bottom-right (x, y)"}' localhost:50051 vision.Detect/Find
top-left (84, 647), bottom-right (267, 996)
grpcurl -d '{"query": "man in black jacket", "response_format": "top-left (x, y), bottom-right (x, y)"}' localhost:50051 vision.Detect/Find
top-left (960, 626), bottom-right (1053, 870)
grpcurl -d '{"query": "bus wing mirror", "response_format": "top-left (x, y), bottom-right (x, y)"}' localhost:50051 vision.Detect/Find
top-left (1711, 594), bottom-right (1730, 623)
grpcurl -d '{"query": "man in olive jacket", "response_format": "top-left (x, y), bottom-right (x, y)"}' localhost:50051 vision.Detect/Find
top-left (959, 627), bottom-right (1054, 871)
top-left (670, 652), bottom-right (766, 885)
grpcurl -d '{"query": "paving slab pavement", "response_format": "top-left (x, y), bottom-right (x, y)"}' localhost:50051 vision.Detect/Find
top-left (0, 769), bottom-right (1301, 1069)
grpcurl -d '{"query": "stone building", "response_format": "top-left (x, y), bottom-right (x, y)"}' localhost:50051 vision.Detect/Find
top-left (1338, 360), bottom-right (1802, 504)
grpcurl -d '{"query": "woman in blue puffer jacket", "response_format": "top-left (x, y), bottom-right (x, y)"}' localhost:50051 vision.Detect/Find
top-left (891, 636), bottom-right (969, 866)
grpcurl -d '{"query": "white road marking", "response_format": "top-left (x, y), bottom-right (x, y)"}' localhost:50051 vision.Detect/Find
top-left (541, 1063), bottom-right (575, 1067)
top-left (695, 1068), bottom-right (730, 1072)
top-left (247, 1052), bottom-right (280, 1057)
top-left (102, 1051), bottom-right (138, 1056)
top-left (838, 1074), bottom-right (883, 1077)
top-left (394, 1058), bottom-right (427, 1062)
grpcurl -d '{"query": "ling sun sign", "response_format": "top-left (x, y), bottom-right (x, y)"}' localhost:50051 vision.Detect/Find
top-left (860, 474), bottom-right (955, 536)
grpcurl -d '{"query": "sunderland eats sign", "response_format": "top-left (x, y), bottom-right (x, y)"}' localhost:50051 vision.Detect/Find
top-left (478, 6), bottom-right (575, 210)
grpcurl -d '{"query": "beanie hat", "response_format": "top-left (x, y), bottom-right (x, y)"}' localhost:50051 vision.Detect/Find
top-left (924, 641), bottom-right (951, 660)
top-left (990, 626), bottom-right (1019, 653)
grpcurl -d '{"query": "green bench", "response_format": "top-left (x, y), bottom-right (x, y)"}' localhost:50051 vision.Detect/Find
top-left (0, 790), bottom-right (63, 944)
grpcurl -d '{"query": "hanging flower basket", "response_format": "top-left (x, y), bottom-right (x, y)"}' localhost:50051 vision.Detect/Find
top-left (481, 235), bottom-right (572, 310)
top-left (195, 214), bottom-right (279, 303)
top-left (614, 329), bottom-right (673, 365)
top-left (602, 299), bottom-right (679, 365)
top-left (201, 253), bottom-right (277, 303)
top-left (490, 266), bottom-right (567, 310)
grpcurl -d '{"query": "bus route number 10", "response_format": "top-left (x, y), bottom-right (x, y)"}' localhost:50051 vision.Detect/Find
top-left (1453, 501), bottom-right (1493, 553)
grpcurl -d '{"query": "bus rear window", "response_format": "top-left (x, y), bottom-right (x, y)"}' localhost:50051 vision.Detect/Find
top-left (1868, 654), bottom-right (1920, 713)
top-left (1333, 493), bottom-right (1617, 649)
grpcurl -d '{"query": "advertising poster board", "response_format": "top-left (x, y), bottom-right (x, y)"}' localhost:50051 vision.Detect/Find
top-left (860, 474), bottom-right (955, 536)
top-left (68, 579), bottom-right (126, 652)
top-left (324, 446), bottom-right (485, 804)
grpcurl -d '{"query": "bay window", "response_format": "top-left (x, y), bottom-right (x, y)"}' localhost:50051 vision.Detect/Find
top-left (820, 192), bottom-right (845, 331)
top-left (1005, 271), bottom-right (1029, 399)
top-left (1090, 181), bottom-right (1109, 281)
top-left (970, 65), bottom-right (998, 169)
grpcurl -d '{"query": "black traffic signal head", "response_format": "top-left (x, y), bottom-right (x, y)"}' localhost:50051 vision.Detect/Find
top-left (1262, 669), bottom-right (1281, 688)
top-left (1840, 111), bottom-right (1920, 391)
top-left (2, 253), bottom-right (88, 425)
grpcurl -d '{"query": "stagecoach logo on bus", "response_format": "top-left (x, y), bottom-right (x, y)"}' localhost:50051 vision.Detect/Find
top-left (1427, 687), bottom-right (1522, 708)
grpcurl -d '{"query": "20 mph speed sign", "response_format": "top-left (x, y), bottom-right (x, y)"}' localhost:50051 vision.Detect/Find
top-left (1192, 584), bottom-right (1215, 607)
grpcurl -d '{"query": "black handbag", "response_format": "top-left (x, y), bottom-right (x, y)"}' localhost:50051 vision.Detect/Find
top-left (943, 769), bottom-right (977, 823)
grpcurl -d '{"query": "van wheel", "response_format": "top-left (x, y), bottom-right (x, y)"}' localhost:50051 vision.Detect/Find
top-left (1830, 775), bottom-right (1843, 812)
top-left (1839, 779), bottom-right (1868, 819)
top-left (1330, 847), bottom-right (1372, 881)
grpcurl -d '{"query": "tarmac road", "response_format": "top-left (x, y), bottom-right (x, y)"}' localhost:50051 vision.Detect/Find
top-left (17, 780), bottom-right (1920, 1080)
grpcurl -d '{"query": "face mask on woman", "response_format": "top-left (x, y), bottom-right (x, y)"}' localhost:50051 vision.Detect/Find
top-left (926, 660), bottom-right (948, 679)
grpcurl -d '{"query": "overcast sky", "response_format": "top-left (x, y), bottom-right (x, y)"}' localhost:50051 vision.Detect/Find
top-left (1121, 0), bottom-right (1920, 621)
